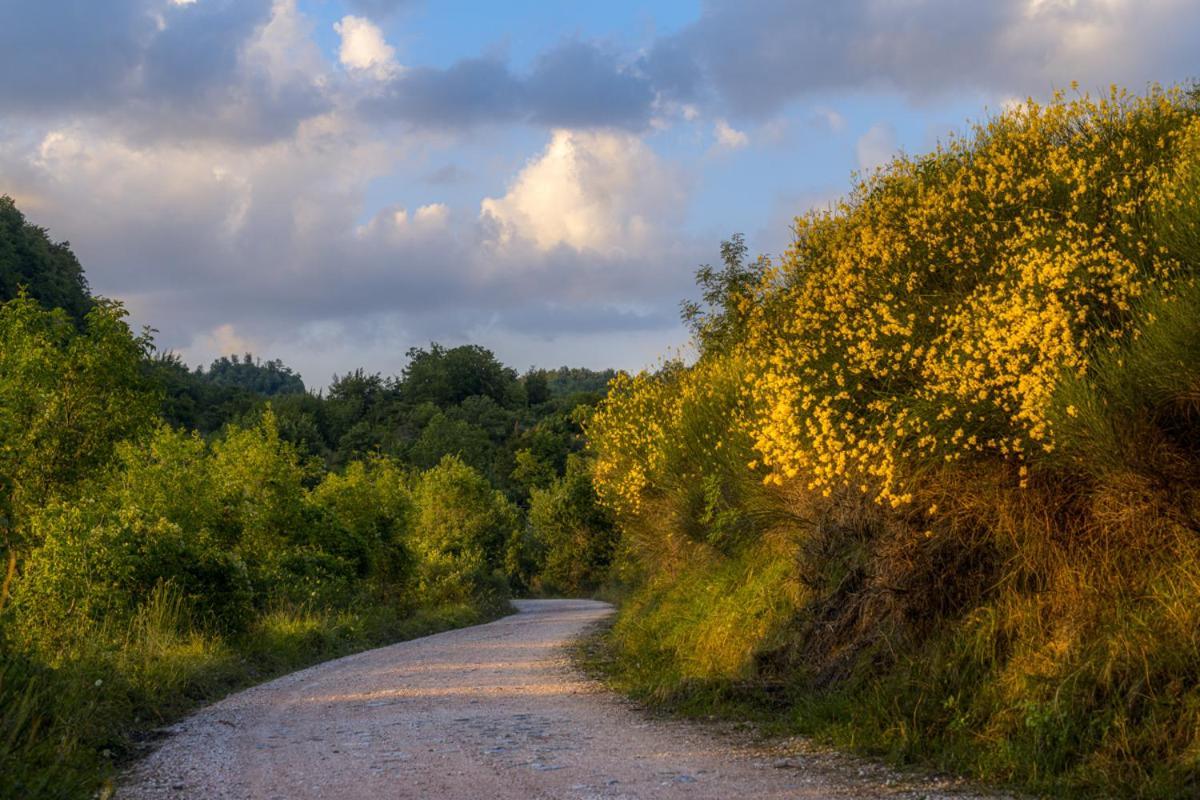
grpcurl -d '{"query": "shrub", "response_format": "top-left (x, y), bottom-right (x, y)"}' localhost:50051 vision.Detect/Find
top-left (308, 458), bottom-right (415, 590)
top-left (588, 86), bottom-right (1200, 798)
top-left (527, 455), bottom-right (617, 594)
top-left (410, 456), bottom-right (516, 605)
top-left (14, 506), bottom-right (253, 641)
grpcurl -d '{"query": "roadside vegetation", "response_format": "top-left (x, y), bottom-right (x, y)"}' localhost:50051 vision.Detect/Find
top-left (0, 196), bottom-right (616, 798)
top-left (588, 85), bottom-right (1200, 798)
top-left (6, 80), bottom-right (1200, 800)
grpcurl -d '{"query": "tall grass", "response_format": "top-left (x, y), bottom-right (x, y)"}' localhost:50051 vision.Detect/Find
top-left (0, 584), bottom-right (499, 799)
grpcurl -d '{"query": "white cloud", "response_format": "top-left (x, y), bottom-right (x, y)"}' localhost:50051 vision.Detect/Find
top-left (811, 106), bottom-right (847, 133)
top-left (333, 15), bottom-right (398, 79)
top-left (856, 123), bottom-right (897, 173)
top-left (480, 129), bottom-right (686, 255)
top-left (249, 0), bottom-right (330, 91)
top-left (414, 203), bottom-right (449, 225)
top-left (189, 323), bottom-right (257, 361)
top-left (713, 119), bottom-right (749, 149)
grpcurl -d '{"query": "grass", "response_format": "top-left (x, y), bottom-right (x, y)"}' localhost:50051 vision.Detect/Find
top-left (584, 468), bottom-right (1200, 799)
top-left (0, 586), bottom-right (510, 800)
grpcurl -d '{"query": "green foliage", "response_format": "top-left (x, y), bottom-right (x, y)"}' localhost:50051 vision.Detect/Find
top-left (408, 412), bottom-right (495, 474)
top-left (401, 343), bottom-right (522, 409)
top-left (0, 196), bottom-right (92, 324)
top-left (202, 353), bottom-right (304, 396)
top-left (0, 195), bottom-right (619, 798)
top-left (679, 233), bottom-right (770, 357)
top-left (589, 87), bottom-right (1200, 799)
top-left (527, 456), bottom-right (617, 595)
top-left (1048, 280), bottom-right (1200, 479)
top-left (410, 456), bottom-right (517, 605)
top-left (537, 366), bottom-right (617, 398)
top-left (309, 457), bottom-right (414, 589)
top-left (0, 294), bottom-right (157, 553)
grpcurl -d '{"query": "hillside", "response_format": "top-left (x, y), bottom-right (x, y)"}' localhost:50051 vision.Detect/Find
top-left (588, 86), bottom-right (1200, 798)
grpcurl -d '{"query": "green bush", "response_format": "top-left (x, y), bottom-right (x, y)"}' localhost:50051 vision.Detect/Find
top-left (527, 455), bottom-right (617, 594)
top-left (410, 456), bottom-right (516, 605)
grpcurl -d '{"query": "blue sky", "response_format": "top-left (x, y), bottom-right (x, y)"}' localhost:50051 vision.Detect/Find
top-left (1, 0), bottom-right (1196, 387)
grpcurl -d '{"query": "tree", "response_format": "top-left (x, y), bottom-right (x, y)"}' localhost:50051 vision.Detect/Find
top-left (527, 455), bottom-right (616, 594)
top-left (522, 370), bottom-right (551, 405)
top-left (409, 456), bottom-right (518, 604)
top-left (202, 354), bottom-right (305, 396)
top-left (0, 293), bottom-right (158, 602)
top-left (0, 196), bottom-right (92, 325)
top-left (679, 233), bottom-right (770, 356)
top-left (400, 344), bottom-right (521, 409)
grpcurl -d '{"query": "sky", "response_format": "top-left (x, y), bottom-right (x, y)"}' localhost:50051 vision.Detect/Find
top-left (1, 0), bottom-right (1197, 388)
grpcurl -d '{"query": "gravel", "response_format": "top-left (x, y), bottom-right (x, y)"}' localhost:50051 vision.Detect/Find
top-left (119, 599), bottom-right (1014, 799)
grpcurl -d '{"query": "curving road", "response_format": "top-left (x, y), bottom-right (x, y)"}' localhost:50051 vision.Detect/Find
top-left (120, 599), bottom-right (1008, 799)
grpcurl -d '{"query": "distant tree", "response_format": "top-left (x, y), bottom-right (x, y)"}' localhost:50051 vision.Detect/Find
top-left (522, 370), bottom-right (552, 405)
top-left (203, 354), bottom-right (305, 396)
top-left (149, 351), bottom-right (259, 434)
top-left (539, 367), bottom-right (617, 397)
top-left (0, 196), bottom-right (93, 325)
top-left (401, 344), bottom-right (521, 409)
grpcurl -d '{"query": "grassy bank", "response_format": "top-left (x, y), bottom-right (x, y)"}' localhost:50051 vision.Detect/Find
top-left (2, 592), bottom-right (506, 799)
top-left (587, 86), bottom-right (1200, 799)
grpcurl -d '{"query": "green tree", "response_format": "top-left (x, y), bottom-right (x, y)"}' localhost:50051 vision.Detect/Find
top-left (527, 455), bottom-right (616, 594)
top-left (309, 457), bottom-right (414, 590)
top-left (679, 233), bottom-right (770, 356)
top-left (0, 196), bottom-right (92, 324)
top-left (202, 354), bottom-right (305, 396)
top-left (408, 413), bottom-right (494, 474)
top-left (401, 344), bottom-right (521, 409)
top-left (0, 294), bottom-right (157, 578)
top-left (409, 456), bottom-right (517, 604)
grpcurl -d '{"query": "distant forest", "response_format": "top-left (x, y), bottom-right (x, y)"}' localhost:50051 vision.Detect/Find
top-left (0, 194), bottom-right (615, 508)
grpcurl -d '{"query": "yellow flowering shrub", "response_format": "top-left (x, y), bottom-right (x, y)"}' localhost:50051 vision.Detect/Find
top-left (593, 86), bottom-right (1200, 513)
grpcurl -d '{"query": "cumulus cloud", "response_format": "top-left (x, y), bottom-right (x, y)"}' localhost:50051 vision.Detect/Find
top-left (1, 112), bottom-right (700, 385)
top-left (6, 0), bottom-right (1192, 384)
top-left (480, 129), bottom-right (687, 254)
top-left (334, 15), bottom-right (399, 79)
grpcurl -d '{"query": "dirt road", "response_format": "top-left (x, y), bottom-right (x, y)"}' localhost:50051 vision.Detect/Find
top-left (120, 599), bottom-right (1007, 799)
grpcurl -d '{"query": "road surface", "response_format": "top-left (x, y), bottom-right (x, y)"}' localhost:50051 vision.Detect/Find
top-left (120, 599), bottom-right (1008, 799)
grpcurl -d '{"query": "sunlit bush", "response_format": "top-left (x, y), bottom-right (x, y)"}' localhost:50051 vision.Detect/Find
top-left (410, 455), bottom-right (516, 605)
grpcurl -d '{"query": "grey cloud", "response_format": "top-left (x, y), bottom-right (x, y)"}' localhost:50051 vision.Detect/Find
top-left (0, 0), bottom-right (329, 143)
top-left (365, 57), bottom-right (525, 127)
top-left (645, 0), bottom-right (1200, 117)
top-left (523, 41), bottom-right (655, 128)
top-left (0, 0), bottom-right (154, 113)
top-left (0, 126), bottom-right (698, 362)
top-left (363, 41), bottom-right (654, 129)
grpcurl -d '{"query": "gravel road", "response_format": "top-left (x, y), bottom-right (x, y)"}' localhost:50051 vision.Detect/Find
top-left (119, 599), bottom-right (1011, 799)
